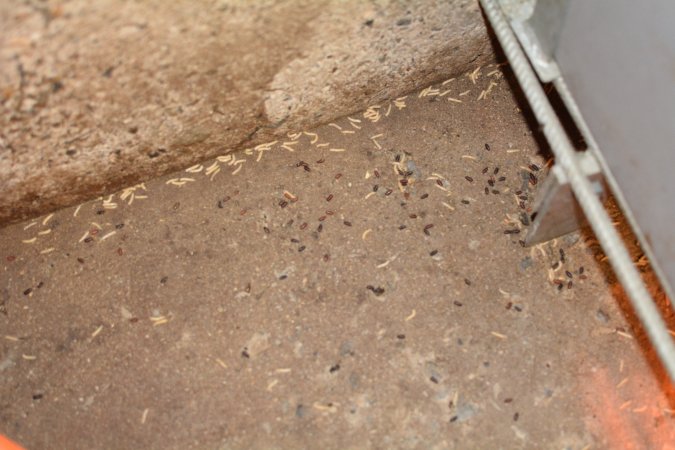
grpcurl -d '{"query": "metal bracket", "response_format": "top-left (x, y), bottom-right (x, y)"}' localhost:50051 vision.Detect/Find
top-left (500, 0), bottom-right (598, 245)
top-left (485, 0), bottom-right (675, 385)
top-left (525, 152), bottom-right (605, 246)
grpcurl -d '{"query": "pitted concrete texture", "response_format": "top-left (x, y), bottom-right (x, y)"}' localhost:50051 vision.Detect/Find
top-left (0, 0), bottom-right (492, 226)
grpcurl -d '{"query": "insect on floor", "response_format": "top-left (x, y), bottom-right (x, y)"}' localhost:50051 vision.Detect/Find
top-left (1, 65), bottom-right (674, 449)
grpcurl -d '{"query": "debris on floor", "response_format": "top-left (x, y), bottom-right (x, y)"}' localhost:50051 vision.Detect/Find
top-left (1, 64), bottom-right (674, 449)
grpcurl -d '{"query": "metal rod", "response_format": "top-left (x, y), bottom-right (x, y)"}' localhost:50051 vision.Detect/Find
top-left (480, 0), bottom-right (675, 381)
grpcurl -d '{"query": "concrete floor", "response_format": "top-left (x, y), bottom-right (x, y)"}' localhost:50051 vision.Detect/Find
top-left (1, 66), bottom-right (675, 449)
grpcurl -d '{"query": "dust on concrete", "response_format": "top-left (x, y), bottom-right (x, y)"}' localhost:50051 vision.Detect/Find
top-left (1, 65), bottom-right (674, 449)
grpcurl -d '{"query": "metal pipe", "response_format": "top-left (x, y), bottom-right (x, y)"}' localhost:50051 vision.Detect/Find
top-left (480, 0), bottom-right (675, 381)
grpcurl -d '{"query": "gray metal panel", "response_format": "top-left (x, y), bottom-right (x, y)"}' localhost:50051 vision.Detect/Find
top-left (530, 0), bottom-right (570, 58)
top-left (555, 0), bottom-right (675, 295)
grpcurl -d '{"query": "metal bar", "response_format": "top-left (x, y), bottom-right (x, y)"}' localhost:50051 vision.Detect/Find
top-left (481, 0), bottom-right (675, 381)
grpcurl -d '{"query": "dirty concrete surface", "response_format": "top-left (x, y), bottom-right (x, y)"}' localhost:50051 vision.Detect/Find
top-left (0, 0), bottom-right (491, 226)
top-left (2, 66), bottom-right (675, 449)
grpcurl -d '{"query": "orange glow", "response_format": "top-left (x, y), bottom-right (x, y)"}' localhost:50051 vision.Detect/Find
top-left (0, 434), bottom-right (26, 450)
top-left (583, 365), bottom-right (675, 449)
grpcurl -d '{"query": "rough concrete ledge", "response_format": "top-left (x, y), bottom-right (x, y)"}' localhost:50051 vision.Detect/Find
top-left (0, 0), bottom-right (492, 226)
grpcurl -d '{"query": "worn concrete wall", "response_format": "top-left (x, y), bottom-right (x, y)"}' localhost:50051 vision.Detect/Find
top-left (0, 0), bottom-right (492, 226)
